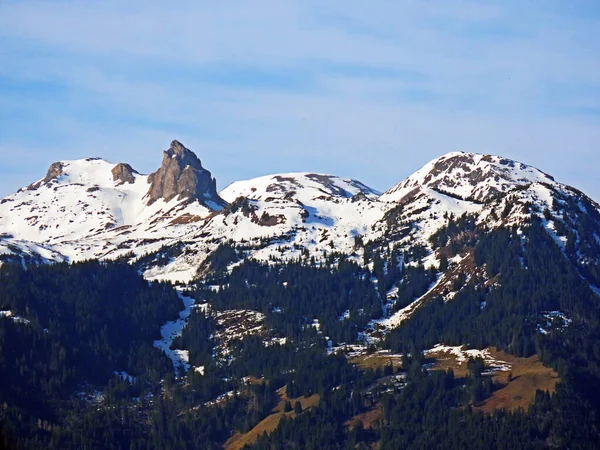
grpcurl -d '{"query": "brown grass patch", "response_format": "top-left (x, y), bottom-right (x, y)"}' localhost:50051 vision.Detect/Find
top-left (169, 213), bottom-right (204, 225)
top-left (245, 376), bottom-right (265, 386)
top-left (425, 348), bottom-right (471, 377)
top-left (476, 349), bottom-right (559, 413)
top-left (224, 386), bottom-right (320, 450)
top-left (225, 413), bottom-right (291, 450)
top-left (350, 352), bottom-right (403, 371)
top-left (426, 347), bottom-right (559, 412)
top-left (273, 385), bottom-right (320, 413)
top-left (346, 405), bottom-right (383, 431)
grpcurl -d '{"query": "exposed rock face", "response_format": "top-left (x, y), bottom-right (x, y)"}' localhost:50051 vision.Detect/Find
top-left (28, 162), bottom-right (64, 190)
top-left (111, 163), bottom-right (137, 185)
top-left (44, 162), bottom-right (65, 182)
top-left (383, 152), bottom-right (556, 204)
top-left (146, 140), bottom-right (226, 208)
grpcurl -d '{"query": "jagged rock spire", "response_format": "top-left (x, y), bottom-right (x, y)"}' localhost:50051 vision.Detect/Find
top-left (146, 140), bottom-right (225, 208)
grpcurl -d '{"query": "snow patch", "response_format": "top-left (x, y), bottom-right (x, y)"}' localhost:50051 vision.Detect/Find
top-left (153, 292), bottom-right (195, 374)
top-left (114, 371), bottom-right (135, 383)
top-left (537, 311), bottom-right (572, 335)
top-left (375, 275), bottom-right (442, 330)
top-left (0, 310), bottom-right (30, 324)
top-left (424, 344), bottom-right (511, 373)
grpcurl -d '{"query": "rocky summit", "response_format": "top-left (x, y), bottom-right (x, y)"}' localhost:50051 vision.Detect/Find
top-left (27, 161), bottom-right (65, 190)
top-left (1, 145), bottom-right (599, 292)
top-left (111, 163), bottom-right (138, 185)
top-left (146, 140), bottom-right (225, 207)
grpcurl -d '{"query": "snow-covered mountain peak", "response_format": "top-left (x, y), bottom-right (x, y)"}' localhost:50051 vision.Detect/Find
top-left (25, 157), bottom-right (128, 191)
top-left (221, 172), bottom-right (380, 204)
top-left (2, 143), bottom-right (598, 290)
top-left (1, 157), bottom-right (149, 245)
top-left (0, 143), bottom-right (226, 266)
top-left (140, 172), bottom-right (387, 280)
top-left (382, 152), bottom-right (555, 204)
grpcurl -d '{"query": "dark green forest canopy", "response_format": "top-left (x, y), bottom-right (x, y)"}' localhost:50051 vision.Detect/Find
top-left (195, 255), bottom-right (384, 344)
top-left (0, 261), bottom-right (182, 448)
top-left (246, 222), bottom-right (600, 449)
top-left (2, 218), bottom-right (600, 448)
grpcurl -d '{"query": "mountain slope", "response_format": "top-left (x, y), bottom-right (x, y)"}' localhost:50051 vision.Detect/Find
top-left (142, 172), bottom-right (385, 282)
top-left (376, 151), bottom-right (599, 268)
top-left (381, 151), bottom-right (555, 204)
top-left (0, 141), bottom-right (224, 264)
top-left (1, 145), bottom-right (598, 294)
top-left (0, 142), bottom-right (388, 283)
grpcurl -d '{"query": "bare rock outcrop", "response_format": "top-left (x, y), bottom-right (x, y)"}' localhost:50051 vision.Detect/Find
top-left (112, 163), bottom-right (137, 185)
top-left (146, 140), bottom-right (226, 209)
top-left (28, 162), bottom-right (65, 190)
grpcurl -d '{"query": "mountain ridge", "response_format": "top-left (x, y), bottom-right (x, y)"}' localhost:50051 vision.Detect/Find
top-left (1, 142), bottom-right (598, 292)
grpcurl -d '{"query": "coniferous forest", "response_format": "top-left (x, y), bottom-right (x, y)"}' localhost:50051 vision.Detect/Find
top-left (2, 219), bottom-right (600, 449)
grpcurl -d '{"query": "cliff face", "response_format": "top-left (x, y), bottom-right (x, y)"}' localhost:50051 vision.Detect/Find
top-left (146, 140), bottom-right (225, 207)
top-left (111, 163), bottom-right (137, 185)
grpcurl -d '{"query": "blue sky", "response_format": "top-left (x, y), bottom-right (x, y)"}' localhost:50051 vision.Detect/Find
top-left (1, 0), bottom-right (599, 200)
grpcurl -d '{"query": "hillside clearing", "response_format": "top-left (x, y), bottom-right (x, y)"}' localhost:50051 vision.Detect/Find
top-left (346, 405), bottom-right (384, 431)
top-left (224, 386), bottom-right (320, 450)
top-left (425, 346), bottom-right (559, 412)
top-left (477, 349), bottom-right (559, 412)
top-left (349, 350), bottom-right (403, 371)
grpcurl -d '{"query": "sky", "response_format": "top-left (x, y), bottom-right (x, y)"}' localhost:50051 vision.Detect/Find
top-left (1, 0), bottom-right (599, 200)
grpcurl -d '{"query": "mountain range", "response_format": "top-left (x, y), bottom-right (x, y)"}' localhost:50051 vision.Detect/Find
top-left (2, 140), bottom-right (600, 449)
top-left (2, 139), bottom-right (598, 301)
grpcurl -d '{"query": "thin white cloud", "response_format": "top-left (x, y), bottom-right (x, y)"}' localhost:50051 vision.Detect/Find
top-left (0, 0), bottom-right (599, 200)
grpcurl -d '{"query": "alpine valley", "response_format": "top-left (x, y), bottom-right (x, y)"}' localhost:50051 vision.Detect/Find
top-left (2, 141), bottom-right (600, 449)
